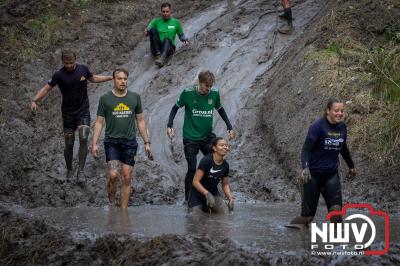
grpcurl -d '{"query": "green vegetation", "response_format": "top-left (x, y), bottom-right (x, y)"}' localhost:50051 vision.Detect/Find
top-left (308, 20), bottom-right (400, 164)
top-left (370, 46), bottom-right (400, 102)
top-left (385, 20), bottom-right (400, 44)
top-left (74, 0), bottom-right (90, 8)
top-left (325, 41), bottom-right (341, 55)
top-left (2, 15), bottom-right (62, 61)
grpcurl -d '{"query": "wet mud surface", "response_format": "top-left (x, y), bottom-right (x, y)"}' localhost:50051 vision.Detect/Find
top-left (1, 0), bottom-right (399, 264)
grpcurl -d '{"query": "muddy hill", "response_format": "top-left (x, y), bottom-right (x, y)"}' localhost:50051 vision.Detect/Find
top-left (1, 0), bottom-right (399, 264)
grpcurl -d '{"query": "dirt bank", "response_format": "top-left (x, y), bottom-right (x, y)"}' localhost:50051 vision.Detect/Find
top-left (1, 0), bottom-right (400, 264)
top-left (2, 206), bottom-right (399, 265)
top-left (0, 0), bottom-right (221, 207)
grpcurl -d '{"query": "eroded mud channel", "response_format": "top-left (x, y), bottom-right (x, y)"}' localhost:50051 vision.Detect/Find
top-left (2, 0), bottom-right (399, 264)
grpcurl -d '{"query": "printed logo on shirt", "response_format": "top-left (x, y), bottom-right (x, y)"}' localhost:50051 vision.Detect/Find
top-left (113, 103), bottom-right (132, 118)
top-left (210, 168), bottom-right (221, 174)
top-left (324, 137), bottom-right (344, 151)
top-left (328, 131), bottom-right (341, 138)
top-left (192, 109), bottom-right (213, 117)
top-left (80, 76), bottom-right (86, 81)
top-left (208, 99), bottom-right (213, 105)
top-left (168, 25), bottom-right (175, 29)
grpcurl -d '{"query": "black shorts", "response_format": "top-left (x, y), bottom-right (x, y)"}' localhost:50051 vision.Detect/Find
top-left (62, 110), bottom-right (90, 133)
top-left (301, 172), bottom-right (342, 217)
top-left (104, 137), bottom-right (138, 166)
top-left (188, 188), bottom-right (220, 208)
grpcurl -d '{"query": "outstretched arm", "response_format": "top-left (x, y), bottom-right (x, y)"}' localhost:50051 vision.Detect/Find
top-left (217, 107), bottom-right (235, 140)
top-left (167, 104), bottom-right (180, 140)
top-left (217, 107), bottom-right (233, 130)
top-left (222, 177), bottom-right (233, 202)
top-left (136, 113), bottom-right (153, 160)
top-left (340, 141), bottom-right (356, 177)
top-left (92, 116), bottom-right (105, 159)
top-left (31, 84), bottom-right (53, 111)
top-left (89, 75), bottom-right (113, 83)
top-left (192, 169), bottom-right (207, 196)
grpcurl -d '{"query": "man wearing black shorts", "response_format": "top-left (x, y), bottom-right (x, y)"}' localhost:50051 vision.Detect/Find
top-left (31, 50), bottom-right (113, 181)
top-left (92, 68), bottom-right (153, 209)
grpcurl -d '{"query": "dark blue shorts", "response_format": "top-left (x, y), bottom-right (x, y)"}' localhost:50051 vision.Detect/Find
top-left (104, 137), bottom-right (138, 166)
top-left (188, 188), bottom-right (220, 208)
top-left (301, 172), bottom-right (342, 217)
top-left (62, 110), bottom-right (90, 133)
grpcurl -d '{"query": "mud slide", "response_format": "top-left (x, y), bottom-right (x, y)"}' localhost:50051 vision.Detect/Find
top-left (3, 0), bottom-right (400, 264)
top-left (25, 0), bottom-right (333, 248)
top-left (83, 0), bottom-right (326, 205)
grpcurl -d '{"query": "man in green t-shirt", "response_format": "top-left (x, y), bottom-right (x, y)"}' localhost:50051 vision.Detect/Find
top-left (92, 68), bottom-right (153, 209)
top-left (167, 70), bottom-right (236, 201)
top-left (144, 2), bottom-right (189, 67)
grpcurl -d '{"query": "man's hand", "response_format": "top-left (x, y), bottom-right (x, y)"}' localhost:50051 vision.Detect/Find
top-left (31, 101), bottom-right (38, 112)
top-left (92, 144), bottom-right (99, 159)
top-left (183, 40), bottom-right (190, 47)
top-left (227, 130), bottom-right (236, 141)
top-left (227, 198), bottom-right (234, 212)
top-left (347, 168), bottom-right (357, 178)
top-left (145, 143), bottom-right (153, 160)
top-left (300, 168), bottom-right (311, 184)
top-left (167, 127), bottom-right (175, 140)
top-left (144, 29), bottom-right (149, 36)
top-left (205, 192), bottom-right (215, 208)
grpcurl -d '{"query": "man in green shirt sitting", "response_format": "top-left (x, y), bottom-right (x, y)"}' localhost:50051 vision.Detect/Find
top-left (167, 70), bottom-right (236, 202)
top-left (92, 68), bottom-right (153, 208)
top-left (144, 2), bottom-right (189, 67)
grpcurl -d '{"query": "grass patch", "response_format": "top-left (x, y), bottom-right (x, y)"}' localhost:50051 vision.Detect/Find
top-left (2, 15), bottom-right (62, 61)
top-left (385, 20), bottom-right (400, 44)
top-left (369, 46), bottom-right (400, 102)
top-left (307, 22), bottom-right (400, 163)
top-left (348, 101), bottom-right (400, 165)
top-left (74, 0), bottom-right (91, 8)
top-left (305, 46), bottom-right (339, 65)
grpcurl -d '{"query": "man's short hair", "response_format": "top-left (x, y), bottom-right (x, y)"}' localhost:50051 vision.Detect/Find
top-left (198, 70), bottom-right (215, 87)
top-left (61, 49), bottom-right (76, 61)
top-left (161, 2), bottom-right (171, 9)
top-left (113, 68), bottom-right (129, 78)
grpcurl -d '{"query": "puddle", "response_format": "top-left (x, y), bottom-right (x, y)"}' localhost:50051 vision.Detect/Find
top-left (23, 203), bottom-right (399, 253)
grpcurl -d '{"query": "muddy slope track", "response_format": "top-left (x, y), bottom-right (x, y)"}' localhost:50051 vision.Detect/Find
top-left (85, 0), bottom-right (327, 205)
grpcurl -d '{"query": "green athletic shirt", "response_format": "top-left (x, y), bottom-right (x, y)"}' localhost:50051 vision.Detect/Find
top-left (176, 85), bottom-right (222, 141)
top-left (97, 91), bottom-right (142, 140)
top-left (147, 17), bottom-right (184, 46)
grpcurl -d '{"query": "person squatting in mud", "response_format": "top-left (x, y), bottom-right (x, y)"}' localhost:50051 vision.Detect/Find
top-left (91, 68), bottom-right (153, 209)
top-left (188, 137), bottom-right (234, 214)
top-left (167, 70), bottom-right (236, 202)
top-left (288, 99), bottom-right (357, 227)
top-left (144, 2), bottom-right (189, 67)
top-left (30, 49), bottom-right (113, 182)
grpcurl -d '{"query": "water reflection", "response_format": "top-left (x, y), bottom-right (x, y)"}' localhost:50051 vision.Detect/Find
top-left (23, 203), bottom-right (399, 252)
top-left (185, 209), bottom-right (235, 240)
top-left (107, 206), bottom-right (132, 235)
